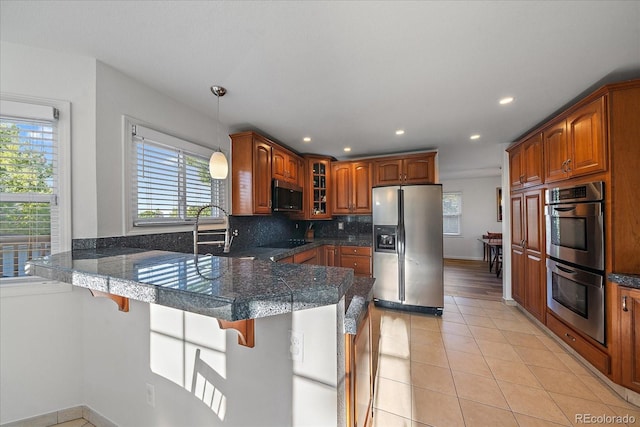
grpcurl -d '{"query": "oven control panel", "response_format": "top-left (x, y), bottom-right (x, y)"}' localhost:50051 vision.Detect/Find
top-left (546, 181), bottom-right (603, 204)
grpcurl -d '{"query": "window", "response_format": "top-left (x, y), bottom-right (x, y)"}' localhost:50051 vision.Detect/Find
top-left (130, 124), bottom-right (227, 227)
top-left (1, 98), bottom-right (69, 283)
top-left (443, 192), bottom-right (462, 236)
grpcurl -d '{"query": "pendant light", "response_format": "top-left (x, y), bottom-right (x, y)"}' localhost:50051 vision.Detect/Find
top-left (209, 85), bottom-right (228, 180)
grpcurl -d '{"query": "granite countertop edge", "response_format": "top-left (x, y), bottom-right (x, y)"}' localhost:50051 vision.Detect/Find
top-left (344, 277), bottom-right (376, 334)
top-left (223, 236), bottom-right (372, 261)
top-left (608, 273), bottom-right (640, 290)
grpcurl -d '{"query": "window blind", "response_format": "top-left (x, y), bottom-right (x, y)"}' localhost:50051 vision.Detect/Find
top-left (0, 104), bottom-right (58, 278)
top-left (131, 125), bottom-right (227, 226)
top-left (443, 192), bottom-right (462, 236)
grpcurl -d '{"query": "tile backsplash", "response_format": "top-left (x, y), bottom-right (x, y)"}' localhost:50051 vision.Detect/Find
top-left (72, 214), bottom-right (372, 255)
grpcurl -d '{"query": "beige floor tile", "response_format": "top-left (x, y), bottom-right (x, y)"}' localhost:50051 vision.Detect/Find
top-left (446, 349), bottom-right (493, 378)
top-left (410, 328), bottom-right (443, 347)
top-left (501, 330), bottom-right (549, 349)
top-left (377, 353), bottom-right (412, 384)
top-left (443, 303), bottom-right (461, 313)
top-left (410, 341), bottom-right (449, 368)
top-left (53, 420), bottom-right (89, 427)
top-left (452, 370), bottom-right (510, 409)
top-left (476, 340), bottom-right (522, 362)
top-left (513, 413), bottom-right (571, 426)
top-left (477, 299), bottom-right (508, 310)
top-left (374, 377), bottom-right (412, 418)
top-left (554, 353), bottom-right (593, 377)
top-left (411, 360), bottom-right (457, 396)
top-left (497, 381), bottom-right (571, 425)
top-left (412, 387), bottom-right (465, 427)
top-left (457, 304), bottom-right (488, 316)
top-left (469, 325), bottom-right (508, 343)
top-left (459, 398), bottom-right (519, 426)
top-left (440, 310), bottom-right (465, 324)
top-left (378, 334), bottom-right (411, 359)
top-left (440, 321), bottom-right (473, 337)
top-left (528, 365), bottom-right (600, 402)
top-left (410, 314), bottom-right (440, 332)
top-left (380, 313), bottom-right (412, 339)
top-left (372, 409), bottom-right (412, 427)
top-left (484, 308), bottom-right (521, 321)
top-left (454, 296), bottom-right (485, 307)
top-left (514, 346), bottom-right (569, 370)
top-left (444, 295), bottom-right (456, 304)
top-left (463, 314), bottom-right (497, 328)
top-left (607, 404), bottom-right (640, 424)
top-left (549, 392), bottom-right (621, 426)
top-left (57, 407), bottom-right (84, 423)
top-left (578, 375), bottom-right (638, 409)
top-left (536, 334), bottom-right (567, 353)
top-left (493, 317), bottom-right (539, 334)
top-left (485, 357), bottom-right (542, 388)
top-left (442, 333), bottom-right (481, 354)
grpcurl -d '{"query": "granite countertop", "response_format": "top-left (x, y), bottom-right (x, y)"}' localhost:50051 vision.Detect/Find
top-left (26, 247), bottom-right (375, 331)
top-left (608, 273), bottom-right (640, 290)
top-left (224, 236), bottom-right (372, 262)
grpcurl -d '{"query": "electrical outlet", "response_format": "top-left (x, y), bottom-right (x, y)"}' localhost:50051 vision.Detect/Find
top-left (146, 383), bottom-right (155, 407)
top-left (289, 330), bottom-right (304, 362)
top-left (338, 222), bottom-right (344, 230)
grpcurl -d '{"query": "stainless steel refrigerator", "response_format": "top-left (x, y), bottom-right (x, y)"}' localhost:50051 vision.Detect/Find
top-left (372, 184), bottom-right (444, 315)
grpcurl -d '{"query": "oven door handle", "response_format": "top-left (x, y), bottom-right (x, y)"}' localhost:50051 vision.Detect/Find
top-left (556, 264), bottom-right (577, 275)
top-left (553, 206), bottom-right (577, 213)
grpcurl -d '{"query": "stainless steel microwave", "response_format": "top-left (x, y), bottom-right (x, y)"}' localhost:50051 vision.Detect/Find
top-left (272, 180), bottom-right (303, 212)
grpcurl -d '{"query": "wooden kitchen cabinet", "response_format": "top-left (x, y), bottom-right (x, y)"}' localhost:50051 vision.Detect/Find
top-left (323, 245), bottom-right (337, 267)
top-left (293, 247), bottom-right (319, 265)
top-left (345, 302), bottom-right (373, 427)
top-left (373, 152), bottom-right (436, 186)
top-left (332, 161), bottom-right (372, 215)
top-left (544, 97), bottom-right (606, 184)
top-left (339, 246), bottom-right (372, 278)
top-left (510, 189), bottom-right (545, 322)
top-left (293, 156), bottom-right (333, 220)
top-left (272, 145), bottom-right (302, 185)
top-left (619, 286), bottom-right (640, 393)
top-left (231, 131), bottom-right (273, 215)
top-left (508, 133), bottom-right (543, 190)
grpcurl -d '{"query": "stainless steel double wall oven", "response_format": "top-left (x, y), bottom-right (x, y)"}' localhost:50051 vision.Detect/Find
top-left (545, 181), bottom-right (605, 344)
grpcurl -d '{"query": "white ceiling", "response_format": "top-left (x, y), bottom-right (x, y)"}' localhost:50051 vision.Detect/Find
top-left (1, 1), bottom-right (639, 178)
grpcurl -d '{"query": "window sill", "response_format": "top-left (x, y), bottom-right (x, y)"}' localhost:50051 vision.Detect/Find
top-left (0, 279), bottom-right (73, 298)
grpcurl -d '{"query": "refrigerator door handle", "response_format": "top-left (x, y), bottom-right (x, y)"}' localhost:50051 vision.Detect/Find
top-left (398, 188), bottom-right (406, 302)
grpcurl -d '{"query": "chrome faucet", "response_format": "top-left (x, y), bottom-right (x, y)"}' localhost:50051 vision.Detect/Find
top-left (194, 204), bottom-right (238, 254)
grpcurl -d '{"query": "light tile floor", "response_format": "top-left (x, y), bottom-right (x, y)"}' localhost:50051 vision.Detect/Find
top-left (372, 295), bottom-right (640, 426)
top-left (48, 419), bottom-right (94, 427)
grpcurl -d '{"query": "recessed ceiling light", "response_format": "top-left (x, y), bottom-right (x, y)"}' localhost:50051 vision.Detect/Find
top-left (395, 129), bottom-right (405, 135)
top-left (303, 137), bottom-right (311, 142)
top-left (499, 97), bottom-right (514, 105)
top-left (470, 134), bottom-right (481, 140)
top-left (343, 147), bottom-right (352, 152)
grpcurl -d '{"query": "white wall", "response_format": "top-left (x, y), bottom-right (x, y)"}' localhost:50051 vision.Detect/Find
top-left (441, 175), bottom-right (503, 260)
top-left (95, 62), bottom-right (230, 237)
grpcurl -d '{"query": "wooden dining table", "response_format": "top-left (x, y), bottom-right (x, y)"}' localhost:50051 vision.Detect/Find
top-left (479, 238), bottom-right (503, 275)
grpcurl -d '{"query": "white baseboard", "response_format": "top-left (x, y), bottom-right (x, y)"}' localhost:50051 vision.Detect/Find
top-left (1, 405), bottom-right (117, 427)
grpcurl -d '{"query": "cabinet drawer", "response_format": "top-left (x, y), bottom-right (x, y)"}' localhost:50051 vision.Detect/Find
top-left (340, 255), bottom-right (372, 276)
top-left (340, 246), bottom-right (372, 257)
top-left (546, 312), bottom-right (610, 375)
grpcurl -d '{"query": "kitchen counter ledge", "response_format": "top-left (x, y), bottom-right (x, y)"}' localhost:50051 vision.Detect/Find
top-left (609, 273), bottom-right (640, 290)
top-left (26, 247), bottom-right (363, 323)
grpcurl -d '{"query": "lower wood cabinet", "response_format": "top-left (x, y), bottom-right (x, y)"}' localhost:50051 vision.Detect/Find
top-left (619, 286), bottom-right (640, 393)
top-left (277, 256), bottom-right (293, 263)
top-left (322, 245), bottom-right (337, 266)
top-left (339, 246), bottom-right (372, 278)
top-left (293, 247), bottom-right (319, 265)
top-left (345, 302), bottom-right (373, 427)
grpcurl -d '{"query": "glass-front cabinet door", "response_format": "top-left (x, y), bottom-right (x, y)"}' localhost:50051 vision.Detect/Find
top-left (307, 156), bottom-right (332, 219)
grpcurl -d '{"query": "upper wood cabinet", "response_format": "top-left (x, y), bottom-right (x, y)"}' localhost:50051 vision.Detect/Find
top-left (509, 133), bottom-right (543, 190)
top-left (293, 156), bottom-right (332, 220)
top-left (272, 146), bottom-right (302, 185)
top-left (544, 97), bottom-right (606, 184)
top-left (231, 131), bottom-right (273, 215)
top-left (373, 152), bottom-right (436, 186)
top-left (332, 161), bottom-right (372, 215)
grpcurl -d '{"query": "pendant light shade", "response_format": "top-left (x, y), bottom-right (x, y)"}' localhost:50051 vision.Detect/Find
top-left (209, 85), bottom-right (228, 180)
top-left (209, 151), bottom-right (228, 179)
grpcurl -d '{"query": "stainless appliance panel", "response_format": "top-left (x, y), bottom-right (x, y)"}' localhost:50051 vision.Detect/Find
top-left (373, 187), bottom-right (400, 303)
top-left (373, 252), bottom-right (400, 302)
top-left (545, 202), bottom-right (604, 271)
top-left (372, 186), bottom-right (400, 225)
top-left (546, 258), bottom-right (605, 344)
top-left (402, 185), bottom-right (444, 307)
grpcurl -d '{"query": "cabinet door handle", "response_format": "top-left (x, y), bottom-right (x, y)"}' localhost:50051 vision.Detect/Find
top-left (566, 158), bottom-right (572, 172)
top-left (268, 199), bottom-right (272, 208)
top-left (622, 296), bottom-right (629, 312)
top-left (353, 262), bottom-right (358, 267)
top-left (564, 333), bottom-right (576, 342)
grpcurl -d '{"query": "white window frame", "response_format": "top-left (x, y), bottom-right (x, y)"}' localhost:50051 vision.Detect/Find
top-left (443, 191), bottom-right (463, 237)
top-left (123, 117), bottom-right (228, 236)
top-left (0, 94), bottom-right (72, 296)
